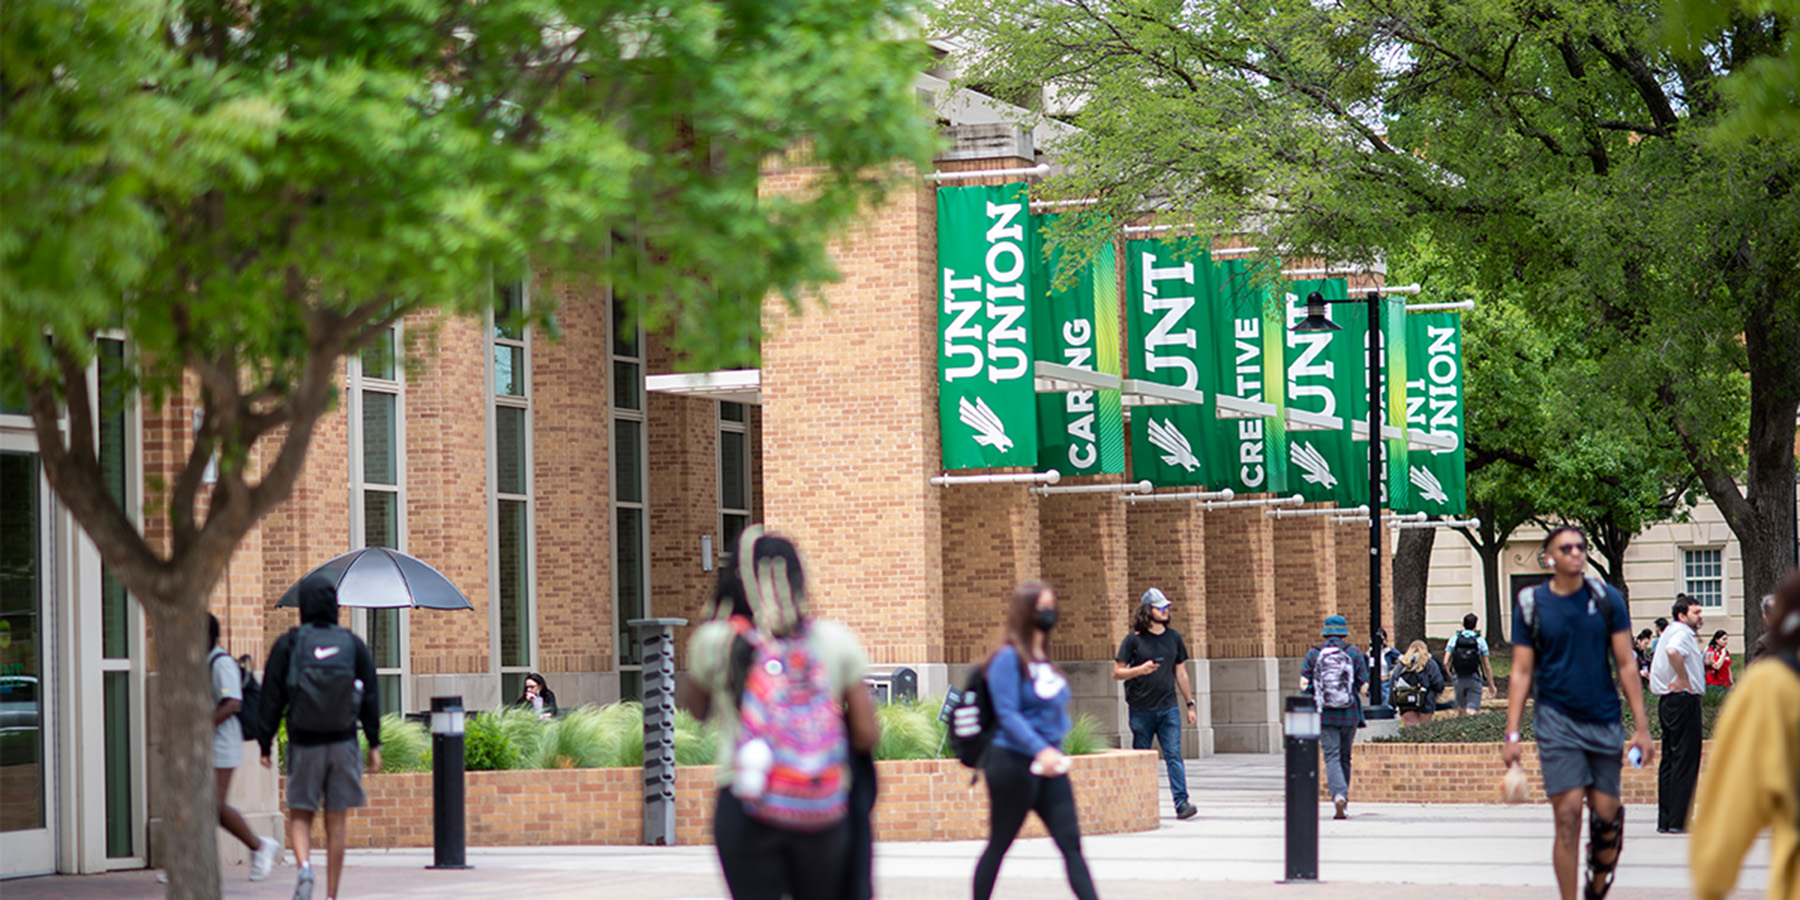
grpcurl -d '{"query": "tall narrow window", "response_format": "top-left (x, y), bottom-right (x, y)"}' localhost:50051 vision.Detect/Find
top-left (348, 325), bottom-right (407, 715)
top-left (720, 402), bottom-right (750, 551)
top-left (1682, 547), bottom-right (1724, 608)
top-left (612, 282), bottom-right (647, 702)
top-left (96, 338), bottom-right (137, 859)
top-left (492, 281), bottom-right (533, 702)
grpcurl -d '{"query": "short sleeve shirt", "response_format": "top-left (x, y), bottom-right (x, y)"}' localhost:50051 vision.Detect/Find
top-left (210, 650), bottom-right (244, 765)
top-left (1114, 628), bottom-right (1190, 710)
top-left (687, 618), bottom-right (869, 787)
top-left (1513, 580), bottom-right (1630, 723)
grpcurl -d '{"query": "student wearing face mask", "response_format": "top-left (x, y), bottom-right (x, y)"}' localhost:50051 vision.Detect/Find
top-left (972, 580), bottom-right (1098, 900)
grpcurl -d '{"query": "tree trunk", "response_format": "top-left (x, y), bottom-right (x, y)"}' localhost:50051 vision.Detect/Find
top-left (148, 588), bottom-right (224, 900)
top-left (1393, 526), bottom-right (1437, 646)
top-left (1479, 539), bottom-right (1506, 645)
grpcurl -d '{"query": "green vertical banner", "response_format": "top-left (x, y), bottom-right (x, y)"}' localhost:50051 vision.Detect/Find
top-left (1205, 259), bottom-right (1287, 495)
top-left (1032, 214), bottom-right (1124, 475)
top-left (1400, 312), bottom-right (1466, 514)
top-left (938, 184), bottom-right (1037, 470)
top-left (1383, 296), bottom-right (1411, 511)
top-left (1283, 279), bottom-right (1364, 505)
top-left (1127, 239), bottom-right (1217, 487)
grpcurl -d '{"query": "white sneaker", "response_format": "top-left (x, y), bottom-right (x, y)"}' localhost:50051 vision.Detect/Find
top-left (250, 835), bottom-right (281, 881)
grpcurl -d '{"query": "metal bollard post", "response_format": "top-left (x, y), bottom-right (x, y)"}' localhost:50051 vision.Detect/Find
top-left (1280, 694), bottom-right (1320, 883)
top-left (428, 696), bottom-right (471, 869)
top-left (628, 617), bottom-right (688, 846)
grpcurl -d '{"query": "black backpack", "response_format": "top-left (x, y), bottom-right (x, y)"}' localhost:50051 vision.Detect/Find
top-left (947, 662), bottom-right (998, 773)
top-left (285, 624), bottom-right (364, 733)
top-left (209, 649), bottom-right (269, 743)
top-left (1451, 632), bottom-right (1483, 676)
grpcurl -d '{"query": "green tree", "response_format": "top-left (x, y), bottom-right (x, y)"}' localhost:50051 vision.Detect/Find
top-left (936, 0), bottom-right (1800, 652)
top-left (2, 1), bottom-right (935, 895)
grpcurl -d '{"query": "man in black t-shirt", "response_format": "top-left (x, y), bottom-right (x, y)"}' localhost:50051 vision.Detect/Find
top-left (1114, 588), bottom-right (1197, 820)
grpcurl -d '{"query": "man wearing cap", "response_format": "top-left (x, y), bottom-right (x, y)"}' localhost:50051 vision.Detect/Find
top-left (1114, 588), bottom-right (1198, 820)
top-left (1301, 615), bottom-right (1369, 819)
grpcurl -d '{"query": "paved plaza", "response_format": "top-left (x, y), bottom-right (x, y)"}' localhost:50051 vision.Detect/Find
top-left (9, 756), bottom-right (1765, 899)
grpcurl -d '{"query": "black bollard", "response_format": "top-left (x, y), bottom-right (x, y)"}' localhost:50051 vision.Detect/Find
top-left (428, 696), bottom-right (470, 869)
top-left (1280, 694), bottom-right (1320, 883)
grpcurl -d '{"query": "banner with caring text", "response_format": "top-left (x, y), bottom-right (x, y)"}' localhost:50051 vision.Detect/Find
top-left (1398, 311), bottom-right (1466, 514)
top-left (938, 184), bottom-right (1037, 470)
top-left (1205, 259), bottom-right (1288, 496)
top-left (1282, 279), bottom-right (1363, 505)
top-left (1126, 239), bottom-right (1219, 487)
top-left (1033, 214), bottom-right (1124, 475)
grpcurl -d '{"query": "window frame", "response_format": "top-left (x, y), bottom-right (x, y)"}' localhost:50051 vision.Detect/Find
top-left (488, 281), bottom-right (536, 703)
top-left (346, 323), bottom-right (409, 715)
top-left (718, 402), bottom-right (750, 559)
top-left (610, 259), bottom-right (649, 703)
top-left (1680, 545), bottom-right (1726, 609)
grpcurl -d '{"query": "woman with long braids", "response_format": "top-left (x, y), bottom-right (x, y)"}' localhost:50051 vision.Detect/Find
top-left (972, 580), bottom-right (1098, 900)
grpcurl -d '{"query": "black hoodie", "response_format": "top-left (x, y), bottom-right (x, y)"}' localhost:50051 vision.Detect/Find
top-left (258, 574), bottom-right (382, 755)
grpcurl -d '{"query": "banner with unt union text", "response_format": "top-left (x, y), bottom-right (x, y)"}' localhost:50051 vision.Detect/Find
top-left (1032, 214), bottom-right (1124, 475)
top-left (1397, 311), bottom-right (1466, 514)
top-left (1126, 239), bottom-right (1219, 487)
top-left (938, 184), bottom-right (1037, 470)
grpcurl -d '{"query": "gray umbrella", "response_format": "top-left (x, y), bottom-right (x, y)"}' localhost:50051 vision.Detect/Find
top-left (276, 547), bottom-right (473, 610)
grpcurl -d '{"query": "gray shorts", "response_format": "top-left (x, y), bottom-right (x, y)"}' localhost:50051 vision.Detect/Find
top-left (1534, 702), bottom-right (1623, 798)
top-left (286, 740), bottom-right (366, 811)
top-left (1454, 676), bottom-right (1485, 711)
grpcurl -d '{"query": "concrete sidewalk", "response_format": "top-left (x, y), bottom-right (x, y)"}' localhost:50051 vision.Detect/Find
top-left (9, 755), bottom-right (1765, 899)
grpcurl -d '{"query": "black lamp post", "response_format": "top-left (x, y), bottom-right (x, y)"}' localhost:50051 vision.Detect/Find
top-left (1294, 289), bottom-right (1394, 718)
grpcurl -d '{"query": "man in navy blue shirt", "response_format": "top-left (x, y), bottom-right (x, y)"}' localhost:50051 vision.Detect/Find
top-left (1502, 527), bottom-right (1654, 900)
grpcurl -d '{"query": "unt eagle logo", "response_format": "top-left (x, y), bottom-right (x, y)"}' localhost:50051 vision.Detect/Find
top-left (958, 396), bottom-right (1013, 453)
top-left (1145, 418), bottom-right (1200, 472)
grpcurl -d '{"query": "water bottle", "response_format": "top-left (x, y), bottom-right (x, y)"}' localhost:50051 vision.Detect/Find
top-left (735, 739), bottom-right (773, 800)
top-left (1628, 746), bottom-right (1644, 769)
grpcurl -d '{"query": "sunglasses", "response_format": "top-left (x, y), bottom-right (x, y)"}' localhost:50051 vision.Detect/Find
top-left (1557, 542), bottom-right (1587, 553)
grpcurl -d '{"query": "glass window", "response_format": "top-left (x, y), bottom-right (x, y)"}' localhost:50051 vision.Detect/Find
top-left (720, 430), bottom-right (747, 511)
top-left (1683, 548), bottom-right (1724, 607)
top-left (361, 328), bottom-right (396, 381)
top-left (498, 499), bottom-right (530, 668)
top-left (720, 402), bottom-right (745, 423)
top-left (495, 345), bottom-right (525, 397)
top-left (99, 341), bottom-right (131, 659)
top-left (495, 282), bottom-right (525, 341)
top-left (103, 671), bottom-right (132, 855)
top-left (612, 284), bottom-right (639, 358)
top-left (616, 506), bottom-right (644, 667)
top-left (361, 391), bottom-right (397, 485)
top-left (614, 418), bottom-right (642, 504)
top-left (363, 491), bottom-right (398, 550)
top-left (495, 406), bottom-right (527, 496)
top-left (0, 452), bottom-right (45, 832)
top-left (612, 361), bottom-right (640, 410)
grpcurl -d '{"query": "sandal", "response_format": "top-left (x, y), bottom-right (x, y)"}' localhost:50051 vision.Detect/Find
top-left (1584, 806), bottom-right (1624, 900)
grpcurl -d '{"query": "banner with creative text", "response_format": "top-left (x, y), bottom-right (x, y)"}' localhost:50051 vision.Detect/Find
top-left (1033, 214), bottom-right (1124, 475)
top-left (1205, 258), bottom-right (1288, 496)
top-left (938, 184), bottom-right (1037, 470)
top-left (1126, 239), bottom-right (1218, 487)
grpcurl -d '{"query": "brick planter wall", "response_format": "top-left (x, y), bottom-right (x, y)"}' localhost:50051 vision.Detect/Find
top-left (318, 749), bottom-right (1159, 849)
top-left (1323, 741), bottom-right (1710, 804)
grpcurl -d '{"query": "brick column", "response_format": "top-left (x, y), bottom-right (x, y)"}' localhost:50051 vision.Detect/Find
top-left (1271, 516), bottom-right (1338, 705)
top-left (1201, 504), bottom-right (1282, 752)
top-left (1124, 500), bottom-right (1212, 755)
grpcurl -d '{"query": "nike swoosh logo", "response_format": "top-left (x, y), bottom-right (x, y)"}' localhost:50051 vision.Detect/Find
top-left (313, 646), bottom-right (341, 660)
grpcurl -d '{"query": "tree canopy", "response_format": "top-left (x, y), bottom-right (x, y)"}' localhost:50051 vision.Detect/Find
top-left (3, 1), bottom-right (937, 895)
top-left (936, 0), bottom-right (1800, 642)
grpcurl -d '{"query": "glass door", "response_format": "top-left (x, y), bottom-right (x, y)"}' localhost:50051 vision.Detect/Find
top-left (0, 439), bottom-right (56, 876)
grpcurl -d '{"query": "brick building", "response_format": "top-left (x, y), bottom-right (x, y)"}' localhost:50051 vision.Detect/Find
top-left (2, 113), bottom-right (1410, 876)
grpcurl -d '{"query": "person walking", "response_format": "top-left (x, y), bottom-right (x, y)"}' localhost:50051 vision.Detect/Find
top-left (1442, 613), bottom-right (1496, 715)
top-left (1650, 595), bottom-right (1705, 834)
top-left (1688, 569), bottom-right (1800, 900)
top-left (681, 526), bottom-right (878, 900)
top-left (209, 615), bottom-right (282, 882)
top-left (1113, 587), bottom-right (1197, 820)
top-left (1301, 614), bottom-right (1368, 820)
top-left (973, 580), bottom-right (1098, 900)
top-left (1703, 629), bottom-right (1733, 697)
top-left (1501, 526), bottom-right (1654, 900)
top-left (258, 575), bottom-right (382, 900)
top-left (1389, 640), bottom-right (1445, 726)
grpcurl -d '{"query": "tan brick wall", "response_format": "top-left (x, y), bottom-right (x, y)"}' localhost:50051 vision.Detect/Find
top-left (758, 167), bottom-right (946, 665)
top-left (1335, 519), bottom-right (1394, 648)
top-left (255, 368), bottom-right (352, 658)
top-left (1272, 517), bottom-right (1336, 657)
top-left (533, 279), bottom-right (615, 675)
top-left (1321, 741), bottom-right (1708, 806)
top-left (1040, 491), bottom-right (1132, 661)
top-left (1125, 501), bottom-right (1208, 656)
top-left (644, 383), bottom-right (722, 664)
top-left (327, 749), bottom-right (1159, 848)
top-left (1203, 506), bottom-right (1277, 658)
top-left (941, 485), bottom-right (1042, 664)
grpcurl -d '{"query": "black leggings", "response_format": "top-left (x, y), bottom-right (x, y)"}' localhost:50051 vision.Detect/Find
top-left (973, 747), bottom-right (1098, 900)
top-left (714, 788), bottom-right (850, 900)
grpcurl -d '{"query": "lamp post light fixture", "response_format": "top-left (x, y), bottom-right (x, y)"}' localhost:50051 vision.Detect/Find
top-left (1293, 289), bottom-right (1394, 718)
top-left (1281, 694), bottom-right (1322, 882)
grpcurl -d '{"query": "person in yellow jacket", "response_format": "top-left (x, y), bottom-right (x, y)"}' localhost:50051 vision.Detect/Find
top-left (1689, 568), bottom-right (1800, 900)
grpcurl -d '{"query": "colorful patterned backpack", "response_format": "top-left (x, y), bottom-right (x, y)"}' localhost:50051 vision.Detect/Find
top-left (730, 618), bottom-right (849, 832)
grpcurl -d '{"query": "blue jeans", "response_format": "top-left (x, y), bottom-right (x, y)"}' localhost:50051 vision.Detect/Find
top-left (1128, 706), bottom-right (1188, 809)
top-left (1320, 724), bottom-right (1356, 800)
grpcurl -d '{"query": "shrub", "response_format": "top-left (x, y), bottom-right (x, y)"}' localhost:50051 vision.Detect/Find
top-left (1375, 701), bottom-right (1718, 743)
top-left (874, 697), bottom-right (947, 760)
top-left (673, 708), bottom-right (718, 766)
top-left (464, 712), bottom-right (521, 771)
top-left (1061, 713), bottom-right (1104, 756)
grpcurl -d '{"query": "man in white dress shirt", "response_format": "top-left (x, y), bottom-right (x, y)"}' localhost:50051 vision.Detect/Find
top-left (1648, 596), bottom-right (1705, 833)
